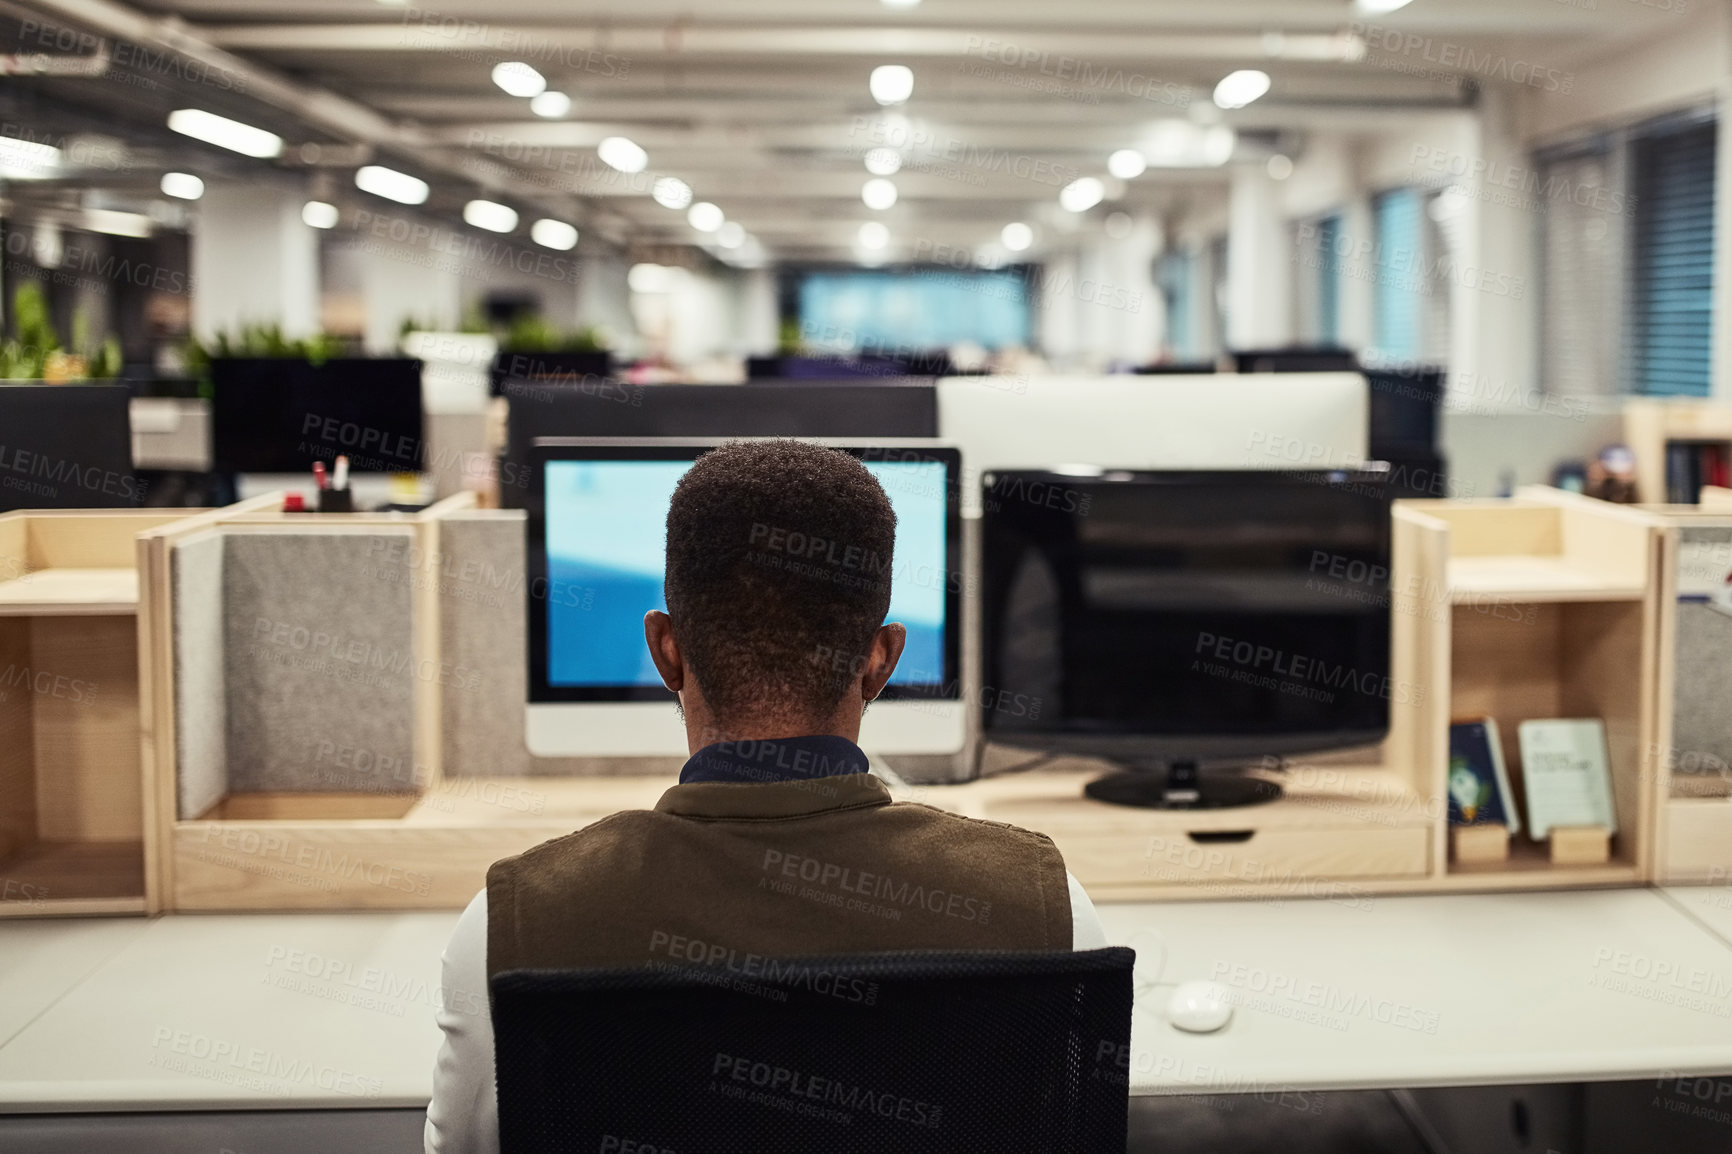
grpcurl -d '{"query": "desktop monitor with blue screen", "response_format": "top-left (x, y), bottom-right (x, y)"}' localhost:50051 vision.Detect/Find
top-left (525, 439), bottom-right (963, 757)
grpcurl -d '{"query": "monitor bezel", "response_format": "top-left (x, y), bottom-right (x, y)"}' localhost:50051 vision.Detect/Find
top-left (526, 437), bottom-right (963, 705)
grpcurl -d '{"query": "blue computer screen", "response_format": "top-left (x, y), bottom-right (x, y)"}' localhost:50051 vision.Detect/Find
top-left (545, 458), bottom-right (948, 688)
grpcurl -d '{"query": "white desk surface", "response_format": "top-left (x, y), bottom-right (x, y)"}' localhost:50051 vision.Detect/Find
top-left (0, 890), bottom-right (1730, 1113)
top-left (0, 912), bottom-right (457, 1112)
top-left (1664, 884), bottom-right (1732, 948)
top-left (1105, 888), bottom-right (1732, 1097)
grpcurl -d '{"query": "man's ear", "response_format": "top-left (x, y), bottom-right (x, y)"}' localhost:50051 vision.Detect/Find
top-left (644, 610), bottom-right (684, 692)
top-left (859, 622), bottom-right (907, 703)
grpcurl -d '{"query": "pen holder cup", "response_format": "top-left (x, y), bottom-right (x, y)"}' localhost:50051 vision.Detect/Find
top-left (316, 487), bottom-right (355, 514)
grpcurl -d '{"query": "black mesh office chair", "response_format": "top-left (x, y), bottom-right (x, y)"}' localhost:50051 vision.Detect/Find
top-left (491, 947), bottom-right (1135, 1154)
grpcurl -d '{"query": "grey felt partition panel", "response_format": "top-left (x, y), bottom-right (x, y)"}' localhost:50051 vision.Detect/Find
top-left (1672, 525), bottom-right (1732, 787)
top-left (173, 527), bottom-right (419, 815)
top-left (223, 530), bottom-right (417, 794)
top-left (172, 530), bottom-right (229, 820)
top-left (435, 511), bottom-right (686, 777)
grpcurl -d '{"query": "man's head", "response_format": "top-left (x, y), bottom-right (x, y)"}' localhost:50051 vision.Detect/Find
top-left (644, 440), bottom-right (906, 748)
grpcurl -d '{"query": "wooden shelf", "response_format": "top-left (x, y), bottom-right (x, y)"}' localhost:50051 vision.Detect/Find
top-left (0, 840), bottom-right (146, 915)
top-left (1447, 556), bottom-right (1645, 602)
top-left (1448, 838), bottom-right (1639, 888)
top-left (0, 568), bottom-right (139, 615)
top-left (0, 509), bottom-right (218, 919)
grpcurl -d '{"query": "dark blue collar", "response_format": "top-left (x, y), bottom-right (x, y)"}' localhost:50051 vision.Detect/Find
top-left (678, 735), bottom-right (871, 785)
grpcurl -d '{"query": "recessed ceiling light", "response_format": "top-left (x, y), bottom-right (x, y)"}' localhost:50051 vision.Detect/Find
top-left (1214, 69), bottom-right (1271, 110)
top-left (717, 221), bottom-right (745, 249)
top-left (688, 201), bottom-right (724, 232)
top-left (1202, 126), bottom-right (1236, 166)
top-left (881, 0), bottom-right (921, 7)
top-left (862, 178), bottom-right (898, 210)
top-left (1059, 176), bottom-right (1105, 213)
top-left (1108, 149), bottom-right (1147, 180)
top-left (870, 65), bottom-right (915, 106)
top-left (1356, 0), bottom-right (1414, 12)
top-left (355, 164), bottom-right (429, 205)
top-left (858, 221), bottom-right (890, 250)
top-left (1267, 154), bottom-right (1294, 180)
top-left (597, 136), bottom-right (648, 174)
top-left (865, 147), bottom-right (902, 176)
top-left (530, 91), bottom-right (571, 118)
top-left (1001, 222), bottom-right (1034, 251)
top-left (82, 208), bottom-right (153, 238)
top-left (531, 218), bottom-right (579, 249)
top-left (653, 176), bottom-right (693, 209)
top-left (159, 171), bottom-right (204, 200)
top-left (491, 61), bottom-right (546, 98)
top-left (629, 263), bottom-right (678, 293)
top-left (167, 108), bottom-right (283, 159)
top-left (302, 200), bottom-right (340, 229)
top-left (463, 199), bottom-right (518, 232)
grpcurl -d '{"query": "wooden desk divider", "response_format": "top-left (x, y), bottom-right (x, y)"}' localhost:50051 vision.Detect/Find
top-left (3, 485), bottom-right (1693, 915)
top-left (0, 507), bottom-right (246, 917)
top-left (1637, 504), bottom-right (1732, 884)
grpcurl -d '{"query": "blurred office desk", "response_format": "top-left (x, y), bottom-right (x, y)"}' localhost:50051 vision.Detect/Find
top-left (1102, 888), bottom-right (1732, 1096)
top-left (0, 911), bottom-right (457, 1113)
top-left (1, 893), bottom-right (1730, 1121)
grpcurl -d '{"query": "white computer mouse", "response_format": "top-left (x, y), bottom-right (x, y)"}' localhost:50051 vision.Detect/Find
top-left (1166, 980), bottom-right (1233, 1033)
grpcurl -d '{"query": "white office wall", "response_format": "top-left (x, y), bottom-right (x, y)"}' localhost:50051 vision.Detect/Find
top-left (1228, 166), bottom-right (1292, 348)
top-left (191, 184), bottom-right (319, 341)
top-left (1523, 3), bottom-right (1729, 140)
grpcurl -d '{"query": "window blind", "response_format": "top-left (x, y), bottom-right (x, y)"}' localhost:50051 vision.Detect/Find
top-left (1372, 188), bottom-right (1425, 360)
top-left (1539, 146), bottom-right (1622, 397)
top-left (1317, 214), bottom-right (1342, 345)
top-left (1629, 118), bottom-right (1716, 397)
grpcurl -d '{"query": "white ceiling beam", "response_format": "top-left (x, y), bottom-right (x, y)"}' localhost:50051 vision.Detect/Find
top-left (205, 22), bottom-right (1365, 63)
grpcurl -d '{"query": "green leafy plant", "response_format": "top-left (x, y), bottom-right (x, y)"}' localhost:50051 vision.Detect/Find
top-left (1, 282), bottom-right (121, 381)
top-left (398, 313), bottom-right (488, 340)
top-left (183, 322), bottom-right (349, 379)
top-left (498, 314), bottom-right (610, 353)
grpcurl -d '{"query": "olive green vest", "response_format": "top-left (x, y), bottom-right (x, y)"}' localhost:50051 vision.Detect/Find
top-left (486, 774), bottom-right (1073, 977)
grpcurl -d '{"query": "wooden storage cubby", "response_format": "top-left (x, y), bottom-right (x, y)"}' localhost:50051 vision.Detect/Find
top-left (1638, 504), bottom-right (1732, 883)
top-left (1624, 398), bottom-right (1732, 505)
top-left (138, 495), bottom-right (567, 910)
top-left (1391, 488), bottom-right (1661, 890)
top-left (0, 509), bottom-right (207, 916)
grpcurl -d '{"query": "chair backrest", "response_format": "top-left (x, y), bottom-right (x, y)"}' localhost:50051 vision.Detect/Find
top-left (491, 946), bottom-right (1134, 1154)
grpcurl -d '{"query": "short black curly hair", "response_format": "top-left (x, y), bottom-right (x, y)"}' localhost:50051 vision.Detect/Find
top-left (665, 440), bottom-right (897, 727)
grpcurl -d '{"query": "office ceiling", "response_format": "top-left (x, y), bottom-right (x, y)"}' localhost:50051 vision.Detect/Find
top-left (0, 0), bottom-right (1695, 265)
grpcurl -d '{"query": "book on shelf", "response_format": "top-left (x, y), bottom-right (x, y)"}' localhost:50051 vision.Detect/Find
top-left (1664, 440), bottom-right (1731, 504)
top-left (1447, 718), bottom-right (1520, 832)
top-left (1518, 718), bottom-right (1617, 839)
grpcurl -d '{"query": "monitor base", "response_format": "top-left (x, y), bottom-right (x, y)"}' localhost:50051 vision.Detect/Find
top-left (1083, 764), bottom-right (1283, 810)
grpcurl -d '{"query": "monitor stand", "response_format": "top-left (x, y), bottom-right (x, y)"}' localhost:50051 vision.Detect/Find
top-left (1083, 759), bottom-right (1282, 810)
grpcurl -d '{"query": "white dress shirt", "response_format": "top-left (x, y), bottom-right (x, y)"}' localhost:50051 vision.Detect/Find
top-left (424, 873), bottom-right (1108, 1154)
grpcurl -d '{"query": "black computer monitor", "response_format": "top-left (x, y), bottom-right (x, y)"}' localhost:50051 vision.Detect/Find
top-left (211, 357), bottom-right (423, 474)
top-left (522, 438), bottom-right (963, 758)
top-left (1232, 347), bottom-right (1359, 373)
top-left (0, 383), bottom-right (137, 512)
top-left (499, 382), bottom-right (939, 508)
top-left (979, 468), bottom-right (1393, 809)
top-left (1133, 361), bottom-right (1218, 375)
